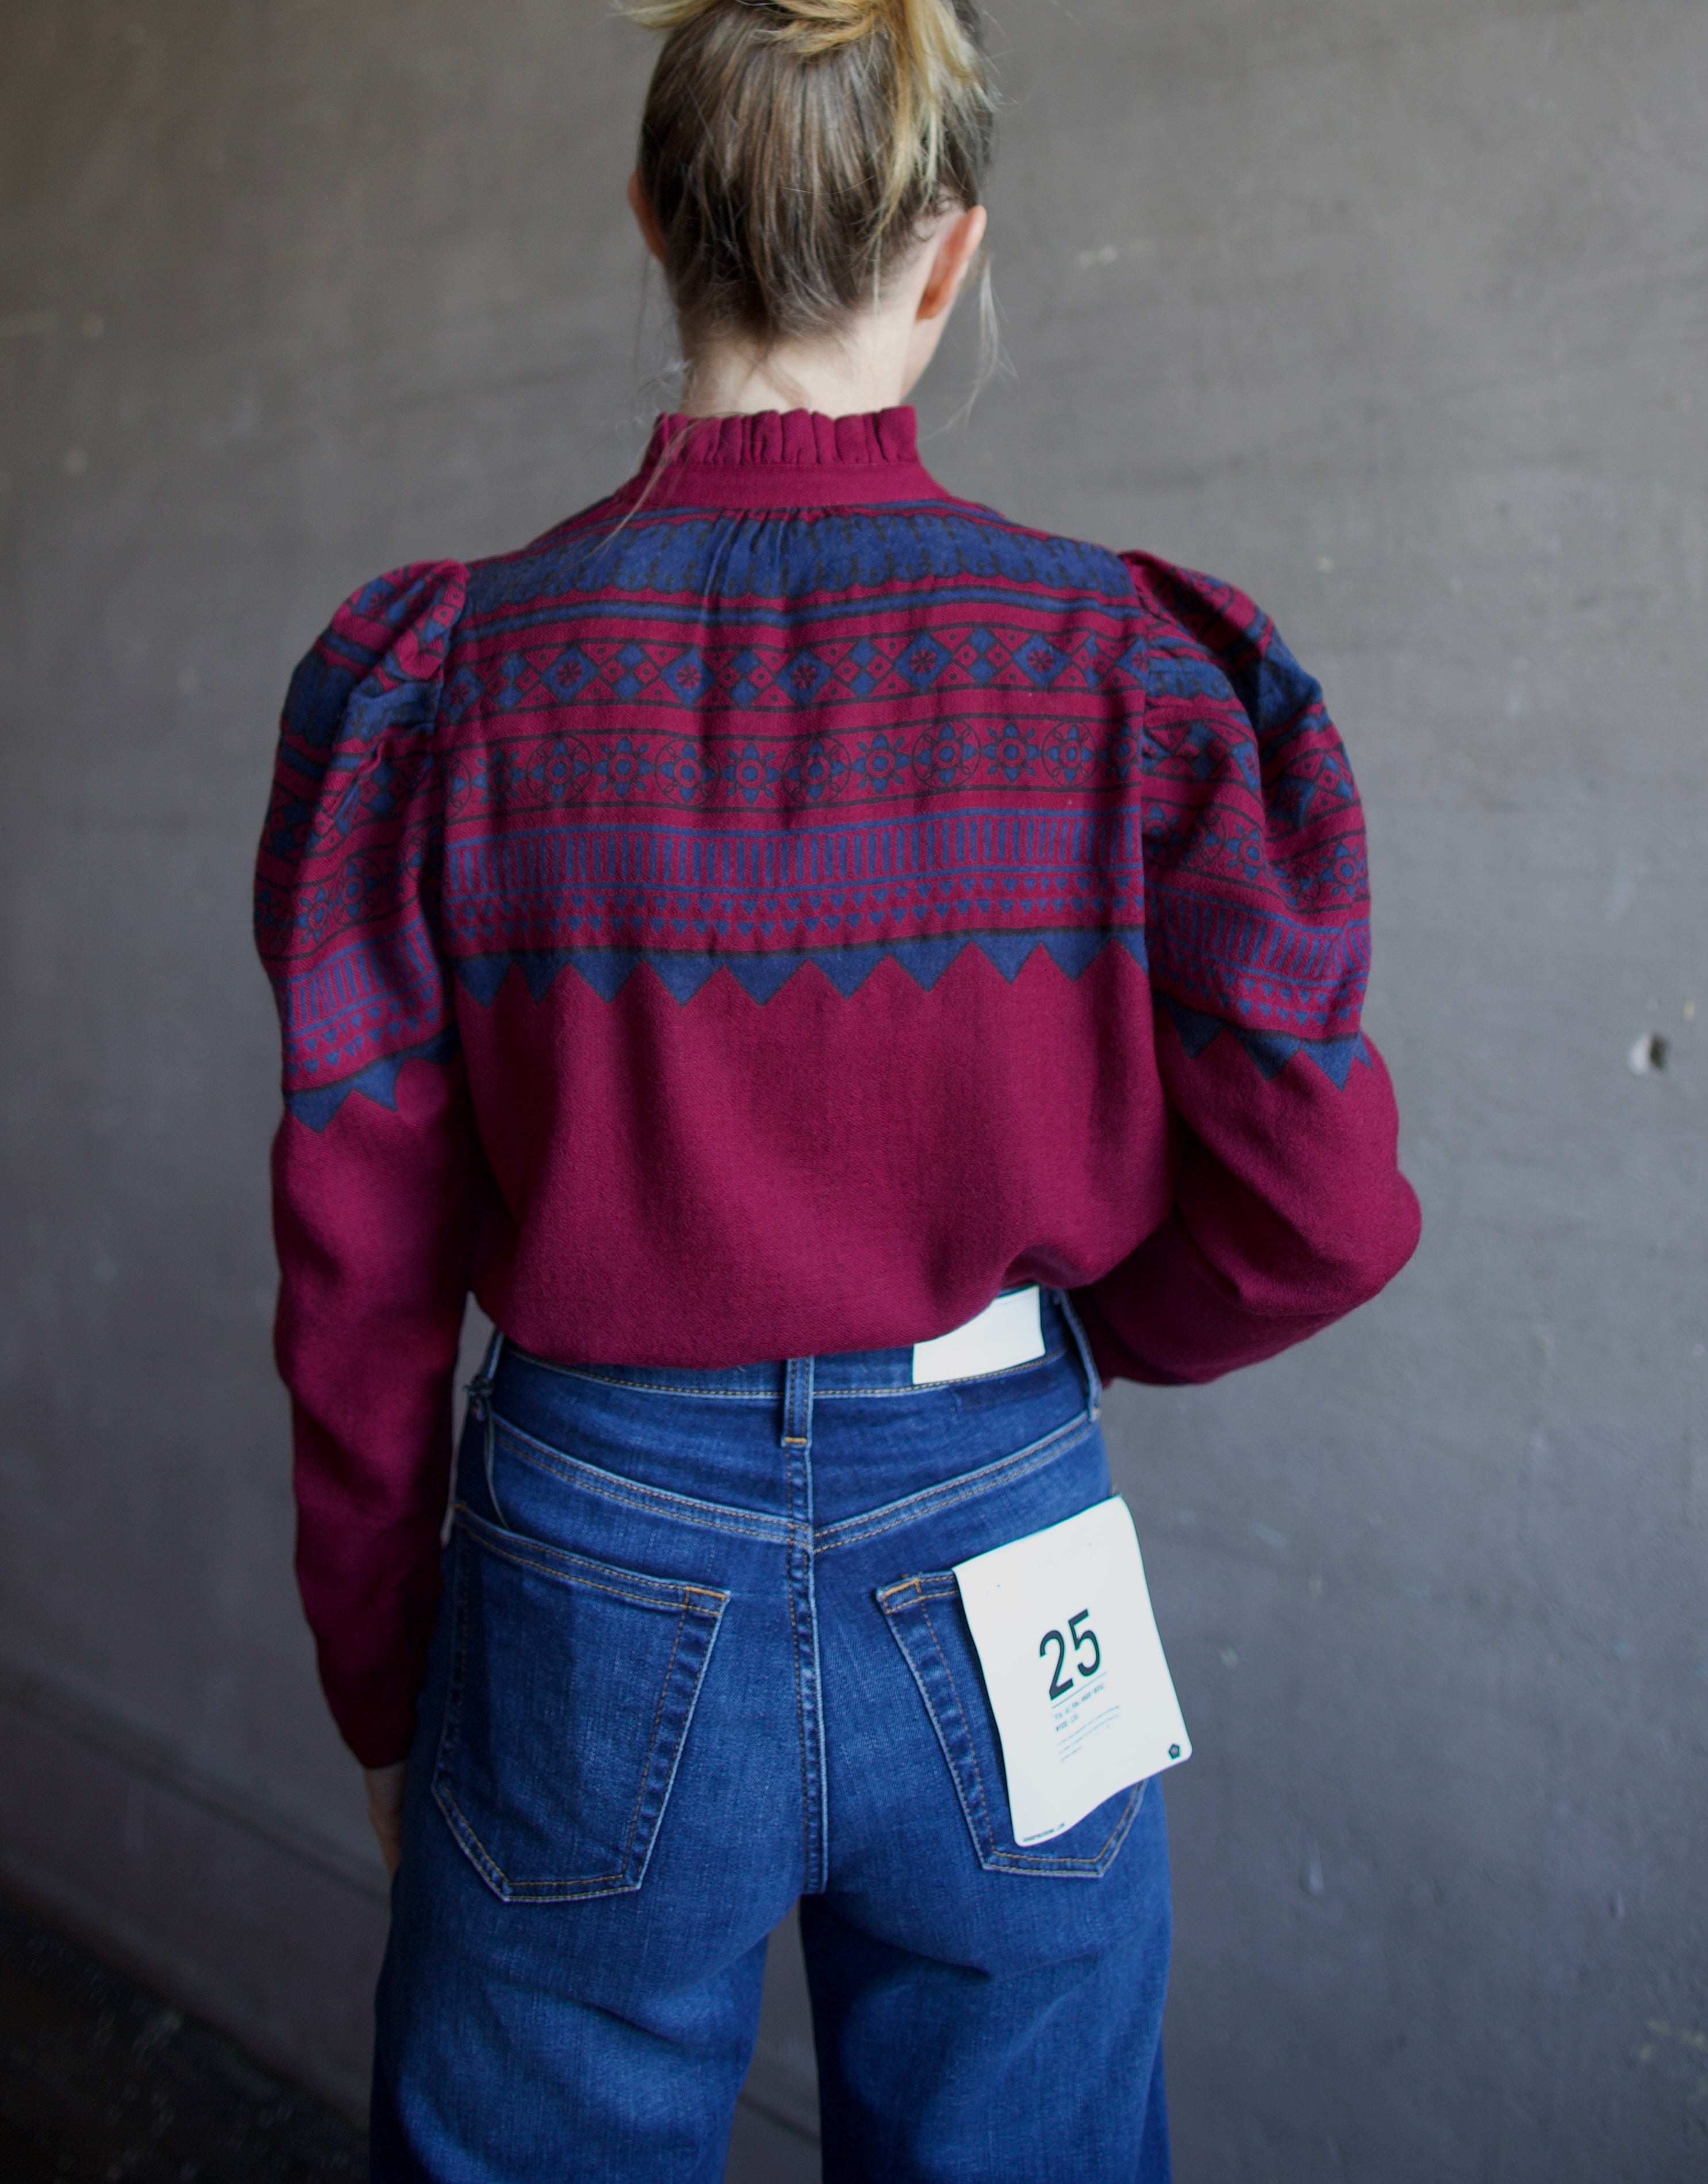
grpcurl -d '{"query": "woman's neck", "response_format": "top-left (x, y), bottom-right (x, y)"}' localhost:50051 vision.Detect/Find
top-left (658, 204), bottom-right (982, 422)
top-left (680, 323), bottom-right (915, 420)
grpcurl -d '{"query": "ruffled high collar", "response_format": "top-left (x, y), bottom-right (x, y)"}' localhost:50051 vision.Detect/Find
top-left (625, 407), bottom-right (949, 511)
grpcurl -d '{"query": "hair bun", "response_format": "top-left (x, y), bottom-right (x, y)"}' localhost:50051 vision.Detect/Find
top-left (631, 0), bottom-right (985, 217)
top-left (630, 0), bottom-right (994, 350)
top-left (629, 0), bottom-right (977, 76)
top-left (628, 0), bottom-right (892, 46)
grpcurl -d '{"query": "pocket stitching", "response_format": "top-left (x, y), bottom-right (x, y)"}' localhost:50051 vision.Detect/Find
top-left (915, 1588), bottom-right (1001, 1861)
top-left (619, 1604), bottom-right (692, 1880)
top-left (475, 1534), bottom-right (725, 1619)
top-left (880, 1584), bottom-right (1000, 1864)
top-left (980, 1781), bottom-right (1143, 1877)
top-left (455, 1502), bottom-right (731, 1614)
top-left (435, 1598), bottom-right (724, 1900)
top-left (879, 1574), bottom-right (1143, 1878)
top-left (431, 1523), bottom-right (728, 1901)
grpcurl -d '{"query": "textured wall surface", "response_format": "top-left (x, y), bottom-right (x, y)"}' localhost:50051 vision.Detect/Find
top-left (1, 1), bottom-right (1704, 2177)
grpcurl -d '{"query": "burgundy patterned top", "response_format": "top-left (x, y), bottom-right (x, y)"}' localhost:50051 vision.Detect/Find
top-left (256, 407), bottom-right (1419, 1762)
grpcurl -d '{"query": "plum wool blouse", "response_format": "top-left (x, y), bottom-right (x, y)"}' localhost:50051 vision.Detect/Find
top-left (256, 407), bottom-right (1421, 1764)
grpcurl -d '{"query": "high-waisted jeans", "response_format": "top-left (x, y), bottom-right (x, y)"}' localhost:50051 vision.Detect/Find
top-left (372, 1291), bottom-right (1172, 2182)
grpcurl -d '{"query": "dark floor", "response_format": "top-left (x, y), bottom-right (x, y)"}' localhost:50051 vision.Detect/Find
top-left (0, 1893), bottom-right (818, 2183)
top-left (0, 1893), bottom-right (364, 2181)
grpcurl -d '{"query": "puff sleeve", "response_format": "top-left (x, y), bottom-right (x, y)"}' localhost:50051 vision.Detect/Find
top-left (1074, 555), bottom-right (1421, 1384)
top-left (255, 562), bottom-right (478, 1765)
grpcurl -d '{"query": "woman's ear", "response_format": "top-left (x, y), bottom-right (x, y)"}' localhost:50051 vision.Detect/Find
top-left (916, 205), bottom-right (989, 324)
top-left (628, 171), bottom-right (669, 266)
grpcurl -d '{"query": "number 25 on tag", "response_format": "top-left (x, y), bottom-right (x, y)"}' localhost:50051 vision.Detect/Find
top-left (953, 1496), bottom-right (1191, 1847)
top-left (1038, 1609), bottom-right (1101, 1698)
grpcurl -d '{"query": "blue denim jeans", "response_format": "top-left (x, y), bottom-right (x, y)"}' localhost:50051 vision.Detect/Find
top-left (372, 1292), bottom-right (1172, 2182)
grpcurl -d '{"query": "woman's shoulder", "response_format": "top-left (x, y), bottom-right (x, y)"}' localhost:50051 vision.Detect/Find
top-left (1116, 549), bottom-right (1280, 672)
top-left (281, 560), bottom-right (471, 766)
top-left (923, 490), bottom-right (1285, 661)
top-left (312, 559), bottom-right (470, 689)
top-left (1103, 548), bottom-right (1331, 747)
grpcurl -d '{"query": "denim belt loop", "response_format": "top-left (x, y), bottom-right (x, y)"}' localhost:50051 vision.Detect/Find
top-left (1055, 1290), bottom-right (1103, 1423)
top-left (780, 1355), bottom-right (815, 1453)
top-left (466, 1324), bottom-right (505, 1409)
top-left (466, 1326), bottom-right (508, 1520)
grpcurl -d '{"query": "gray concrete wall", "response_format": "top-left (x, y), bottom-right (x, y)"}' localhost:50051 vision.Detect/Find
top-left (1, 0), bottom-right (1703, 2175)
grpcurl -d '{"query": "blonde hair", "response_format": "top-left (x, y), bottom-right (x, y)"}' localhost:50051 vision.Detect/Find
top-left (626, 0), bottom-right (996, 354)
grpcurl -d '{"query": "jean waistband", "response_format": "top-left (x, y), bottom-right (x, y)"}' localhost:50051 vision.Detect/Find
top-left (480, 1288), bottom-right (1100, 1417)
top-left (468, 1288), bottom-right (1102, 1532)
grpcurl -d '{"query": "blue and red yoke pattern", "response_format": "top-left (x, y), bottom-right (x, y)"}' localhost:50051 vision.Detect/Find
top-left (256, 408), bottom-right (1419, 1763)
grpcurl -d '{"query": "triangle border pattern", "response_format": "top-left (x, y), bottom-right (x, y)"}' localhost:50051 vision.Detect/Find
top-left (1161, 996), bottom-right (1370, 1088)
top-left (285, 1028), bottom-right (462, 1129)
top-left (454, 928), bottom-right (1149, 1010)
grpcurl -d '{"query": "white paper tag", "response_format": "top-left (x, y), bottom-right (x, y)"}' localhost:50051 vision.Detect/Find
top-left (912, 1287), bottom-right (1045, 1386)
top-left (953, 1496), bottom-right (1190, 1845)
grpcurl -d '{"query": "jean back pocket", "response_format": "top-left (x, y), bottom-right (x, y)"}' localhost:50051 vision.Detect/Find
top-left (877, 1570), bottom-right (1141, 1878)
top-left (432, 1504), bottom-right (729, 1902)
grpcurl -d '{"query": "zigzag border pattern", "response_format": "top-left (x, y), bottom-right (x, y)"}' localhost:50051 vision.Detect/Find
top-left (1162, 997), bottom-right (1371, 1090)
top-left (285, 1028), bottom-right (460, 1129)
top-left (281, 930), bottom-right (1148, 1125)
top-left (456, 927), bottom-right (1146, 1007)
